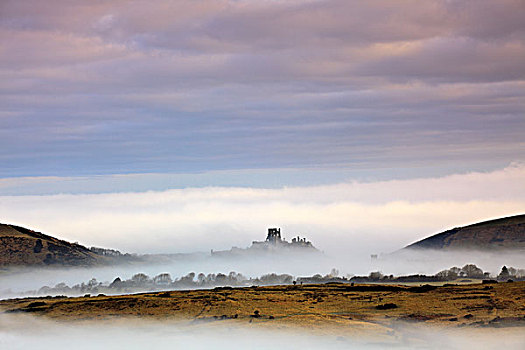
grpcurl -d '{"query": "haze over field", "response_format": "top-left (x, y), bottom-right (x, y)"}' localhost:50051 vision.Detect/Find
top-left (1, 314), bottom-right (524, 350)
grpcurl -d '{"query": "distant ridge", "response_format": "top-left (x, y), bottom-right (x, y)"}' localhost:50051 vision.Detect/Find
top-left (0, 223), bottom-right (102, 266)
top-left (404, 214), bottom-right (525, 251)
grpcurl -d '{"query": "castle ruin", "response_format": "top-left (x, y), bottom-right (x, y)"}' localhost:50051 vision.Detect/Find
top-left (211, 227), bottom-right (317, 257)
top-left (266, 228), bottom-right (281, 244)
top-left (253, 228), bottom-right (314, 248)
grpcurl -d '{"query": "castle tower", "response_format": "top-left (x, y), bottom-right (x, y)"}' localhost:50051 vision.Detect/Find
top-left (266, 228), bottom-right (281, 244)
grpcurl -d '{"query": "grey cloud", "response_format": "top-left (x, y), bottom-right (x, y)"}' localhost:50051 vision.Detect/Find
top-left (0, 0), bottom-right (523, 177)
top-left (450, 0), bottom-right (525, 39)
top-left (357, 38), bottom-right (525, 83)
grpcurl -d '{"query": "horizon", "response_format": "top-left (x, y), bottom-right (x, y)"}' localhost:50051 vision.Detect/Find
top-left (1, 163), bottom-right (524, 255)
top-left (3, 210), bottom-right (525, 254)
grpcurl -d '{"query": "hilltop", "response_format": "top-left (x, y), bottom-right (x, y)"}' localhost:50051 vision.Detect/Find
top-left (0, 223), bottom-right (103, 267)
top-left (405, 214), bottom-right (525, 251)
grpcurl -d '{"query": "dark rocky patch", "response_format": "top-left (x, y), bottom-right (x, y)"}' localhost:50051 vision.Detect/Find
top-left (376, 303), bottom-right (398, 310)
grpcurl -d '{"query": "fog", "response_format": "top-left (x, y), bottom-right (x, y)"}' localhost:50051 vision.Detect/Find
top-left (1, 166), bottom-right (524, 298)
top-left (2, 248), bottom-right (523, 299)
top-left (375, 249), bottom-right (525, 277)
top-left (0, 252), bottom-right (336, 298)
top-left (1, 314), bottom-right (524, 350)
top-left (1, 164), bottom-right (524, 255)
top-left (2, 165), bottom-right (524, 298)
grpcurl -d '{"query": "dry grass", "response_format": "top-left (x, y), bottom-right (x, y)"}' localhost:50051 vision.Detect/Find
top-left (1, 281), bottom-right (524, 335)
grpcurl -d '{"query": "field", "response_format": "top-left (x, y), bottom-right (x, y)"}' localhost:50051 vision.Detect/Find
top-left (1, 281), bottom-right (524, 337)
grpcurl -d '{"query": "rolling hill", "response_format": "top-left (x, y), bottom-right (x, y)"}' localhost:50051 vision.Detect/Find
top-left (405, 214), bottom-right (525, 251)
top-left (0, 223), bottom-right (102, 266)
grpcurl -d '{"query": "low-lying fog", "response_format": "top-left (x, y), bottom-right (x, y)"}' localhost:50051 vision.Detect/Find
top-left (1, 249), bottom-right (523, 299)
top-left (1, 314), bottom-right (524, 350)
top-left (2, 164), bottom-right (524, 298)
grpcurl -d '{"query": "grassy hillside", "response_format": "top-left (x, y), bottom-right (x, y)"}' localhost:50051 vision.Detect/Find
top-left (405, 214), bottom-right (525, 251)
top-left (0, 224), bottom-right (102, 267)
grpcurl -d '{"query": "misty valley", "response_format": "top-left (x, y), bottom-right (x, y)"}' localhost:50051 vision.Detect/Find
top-left (1, 217), bottom-right (524, 349)
top-left (2, 0), bottom-right (525, 348)
top-left (3, 264), bottom-right (525, 300)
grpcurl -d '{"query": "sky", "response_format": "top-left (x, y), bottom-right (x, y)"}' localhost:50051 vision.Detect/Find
top-left (1, 164), bottom-right (524, 255)
top-left (0, 0), bottom-right (524, 253)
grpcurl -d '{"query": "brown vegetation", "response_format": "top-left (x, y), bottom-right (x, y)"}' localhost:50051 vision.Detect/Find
top-left (0, 224), bottom-right (101, 266)
top-left (2, 281), bottom-right (524, 333)
top-left (405, 214), bottom-right (525, 251)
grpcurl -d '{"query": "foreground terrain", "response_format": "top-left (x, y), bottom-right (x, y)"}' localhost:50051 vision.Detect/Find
top-left (1, 281), bottom-right (524, 336)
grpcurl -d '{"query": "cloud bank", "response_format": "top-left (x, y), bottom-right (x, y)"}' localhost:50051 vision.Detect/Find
top-left (0, 0), bottom-right (524, 176)
top-left (1, 164), bottom-right (523, 255)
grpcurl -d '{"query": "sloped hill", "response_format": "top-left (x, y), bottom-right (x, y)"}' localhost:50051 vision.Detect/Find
top-left (0, 223), bottom-right (103, 266)
top-left (405, 214), bottom-right (525, 251)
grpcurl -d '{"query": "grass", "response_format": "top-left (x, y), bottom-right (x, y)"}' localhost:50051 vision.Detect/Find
top-left (1, 281), bottom-right (524, 335)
